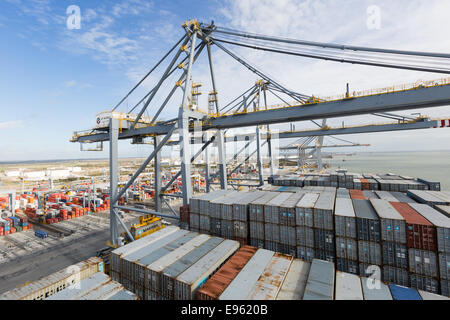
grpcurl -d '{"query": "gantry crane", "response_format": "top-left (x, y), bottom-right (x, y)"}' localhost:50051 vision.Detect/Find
top-left (70, 20), bottom-right (450, 246)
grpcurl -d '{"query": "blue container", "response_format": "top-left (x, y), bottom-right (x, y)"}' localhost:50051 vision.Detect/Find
top-left (388, 284), bottom-right (422, 300)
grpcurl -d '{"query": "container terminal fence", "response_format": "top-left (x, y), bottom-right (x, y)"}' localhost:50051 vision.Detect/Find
top-left (2, 227), bottom-right (449, 300)
top-left (179, 175), bottom-right (450, 298)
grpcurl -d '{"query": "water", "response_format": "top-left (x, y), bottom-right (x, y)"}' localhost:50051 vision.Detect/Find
top-left (327, 151), bottom-right (450, 191)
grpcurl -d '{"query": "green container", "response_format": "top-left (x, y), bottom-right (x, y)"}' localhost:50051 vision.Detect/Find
top-left (16, 226), bottom-right (22, 232)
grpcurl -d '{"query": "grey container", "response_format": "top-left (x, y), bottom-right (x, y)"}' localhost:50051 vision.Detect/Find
top-left (208, 191), bottom-right (240, 219)
top-left (296, 193), bottom-right (319, 227)
top-left (382, 242), bottom-right (408, 269)
top-left (362, 190), bottom-right (378, 200)
top-left (296, 226), bottom-right (314, 248)
top-left (314, 249), bottom-right (335, 263)
top-left (336, 258), bottom-right (359, 275)
top-left (358, 241), bottom-right (382, 265)
top-left (249, 238), bottom-right (265, 248)
top-left (280, 225), bottom-right (296, 246)
top-left (296, 246), bottom-right (315, 262)
top-left (190, 190), bottom-right (231, 214)
top-left (175, 239), bottom-right (240, 300)
top-left (370, 199), bottom-right (406, 244)
top-left (352, 199), bottom-right (381, 243)
top-left (233, 220), bottom-right (248, 239)
top-left (409, 203), bottom-right (450, 253)
top-left (276, 259), bottom-right (311, 300)
top-left (313, 192), bottom-right (335, 231)
top-left (199, 215), bottom-right (210, 232)
top-left (264, 192), bottom-right (294, 224)
top-left (335, 237), bottom-right (358, 261)
top-left (232, 191), bottom-right (266, 222)
top-left (220, 220), bottom-right (234, 239)
top-left (375, 191), bottom-right (399, 202)
top-left (409, 274), bottom-right (440, 294)
top-left (210, 218), bottom-right (221, 236)
top-left (145, 234), bottom-right (211, 296)
top-left (264, 223), bottom-right (280, 243)
top-left (336, 188), bottom-right (350, 199)
top-left (303, 259), bottom-right (335, 300)
top-left (265, 240), bottom-right (280, 253)
top-left (218, 248), bottom-right (274, 300)
top-left (334, 198), bottom-right (356, 238)
top-left (133, 232), bottom-right (200, 299)
top-left (361, 277), bottom-right (393, 300)
top-left (279, 192), bottom-right (305, 226)
top-left (391, 192), bottom-right (416, 203)
top-left (121, 230), bottom-right (193, 295)
top-left (278, 243), bottom-right (296, 257)
top-left (249, 192), bottom-right (279, 222)
top-left (249, 221), bottom-right (264, 240)
top-left (359, 263), bottom-right (382, 279)
top-left (439, 253), bottom-right (450, 280)
top-left (441, 279), bottom-right (450, 297)
top-left (335, 271), bottom-right (364, 300)
top-left (221, 192), bottom-right (249, 221)
top-left (160, 237), bottom-right (223, 299)
top-left (314, 229), bottom-right (335, 252)
top-left (408, 249), bottom-right (438, 277)
top-left (189, 213), bottom-right (200, 230)
top-left (110, 226), bottom-right (181, 276)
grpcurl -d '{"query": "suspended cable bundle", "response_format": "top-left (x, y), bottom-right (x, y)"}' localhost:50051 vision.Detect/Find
top-left (201, 25), bottom-right (450, 74)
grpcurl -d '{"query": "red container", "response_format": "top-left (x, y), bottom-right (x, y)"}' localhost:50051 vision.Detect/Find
top-left (349, 189), bottom-right (366, 200)
top-left (10, 227), bottom-right (16, 234)
top-left (179, 205), bottom-right (190, 223)
top-left (390, 202), bottom-right (436, 251)
top-left (5, 230), bottom-right (10, 235)
top-left (196, 245), bottom-right (258, 300)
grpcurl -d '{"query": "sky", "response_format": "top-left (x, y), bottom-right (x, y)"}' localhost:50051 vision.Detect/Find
top-left (0, 0), bottom-right (450, 161)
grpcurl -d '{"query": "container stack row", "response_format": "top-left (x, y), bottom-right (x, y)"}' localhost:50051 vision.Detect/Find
top-left (185, 186), bottom-right (450, 296)
top-left (270, 172), bottom-right (436, 191)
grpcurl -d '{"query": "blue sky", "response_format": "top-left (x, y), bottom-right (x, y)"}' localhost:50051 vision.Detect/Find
top-left (1, 0), bottom-right (450, 161)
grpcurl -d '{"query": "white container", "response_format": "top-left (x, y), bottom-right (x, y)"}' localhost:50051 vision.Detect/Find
top-left (276, 259), bottom-right (311, 300)
top-left (335, 271), bottom-right (363, 300)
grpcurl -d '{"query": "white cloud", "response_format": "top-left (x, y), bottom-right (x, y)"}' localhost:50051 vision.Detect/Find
top-left (64, 80), bottom-right (77, 88)
top-left (0, 120), bottom-right (23, 129)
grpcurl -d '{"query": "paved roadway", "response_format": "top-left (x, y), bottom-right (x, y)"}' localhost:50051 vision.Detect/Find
top-left (0, 229), bottom-right (110, 294)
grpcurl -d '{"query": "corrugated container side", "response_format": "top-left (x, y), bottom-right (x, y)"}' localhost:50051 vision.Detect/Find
top-left (383, 265), bottom-right (409, 287)
top-left (314, 250), bottom-right (335, 263)
top-left (335, 237), bottom-right (358, 261)
top-left (314, 229), bottom-right (335, 252)
top-left (382, 242), bottom-right (408, 269)
top-left (439, 253), bottom-right (450, 280)
top-left (358, 241), bottom-right (382, 265)
top-left (408, 248), bottom-right (438, 277)
top-left (409, 274), bottom-right (440, 294)
top-left (390, 202), bottom-right (437, 251)
top-left (296, 226), bottom-right (314, 248)
top-left (296, 246), bottom-right (315, 262)
top-left (336, 258), bottom-right (359, 275)
top-left (295, 193), bottom-right (319, 227)
top-left (441, 279), bottom-right (450, 297)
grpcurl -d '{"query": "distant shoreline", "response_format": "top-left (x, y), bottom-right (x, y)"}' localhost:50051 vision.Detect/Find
top-left (2, 149), bottom-right (450, 165)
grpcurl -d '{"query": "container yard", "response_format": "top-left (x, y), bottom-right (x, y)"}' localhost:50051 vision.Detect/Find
top-left (2, 2), bottom-right (450, 308)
